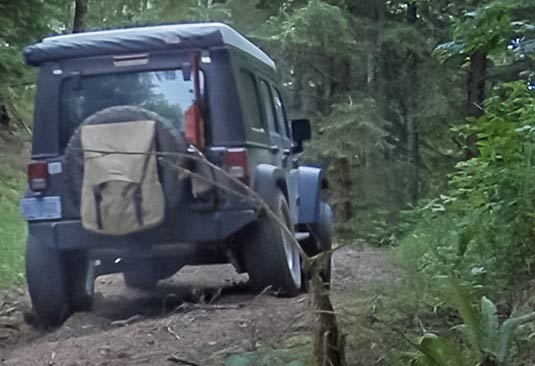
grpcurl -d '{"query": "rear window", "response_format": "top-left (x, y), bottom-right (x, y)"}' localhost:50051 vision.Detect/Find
top-left (60, 69), bottom-right (197, 150)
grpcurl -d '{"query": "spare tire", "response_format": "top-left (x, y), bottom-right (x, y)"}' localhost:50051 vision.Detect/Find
top-left (64, 105), bottom-right (190, 217)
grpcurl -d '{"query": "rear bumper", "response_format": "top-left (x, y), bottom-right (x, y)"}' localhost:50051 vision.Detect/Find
top-left (28, 209), bottom-right (257, 251)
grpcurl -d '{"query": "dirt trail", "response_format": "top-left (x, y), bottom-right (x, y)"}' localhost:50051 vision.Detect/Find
top-left (0, 247), bottom-right (393, 366)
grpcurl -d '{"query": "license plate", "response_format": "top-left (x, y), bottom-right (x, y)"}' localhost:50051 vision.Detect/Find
top-left (21, 196), bottom-right (62, 221)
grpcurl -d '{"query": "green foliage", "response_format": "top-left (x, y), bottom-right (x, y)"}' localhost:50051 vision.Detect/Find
top-left (410, 334), bottom-right (470, 366)
top-left (435, 0), bottom-right (516, 61)
top-left (404, 282), bottom-right (535, 366)
top-left (0, 162), bottom-right (26, 290)
top-left (399, 82), bottom-right (535, 295)
top-left (218, 336), bottom-right (312, 366)
top-left (258, 0), bottom-right (355, 60)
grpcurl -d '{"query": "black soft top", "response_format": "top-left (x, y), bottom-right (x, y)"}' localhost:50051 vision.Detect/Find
top-left (24, 22), bottom-right (275, 69)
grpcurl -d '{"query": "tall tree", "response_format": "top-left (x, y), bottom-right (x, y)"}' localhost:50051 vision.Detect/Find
top-left (73, 0), bottom-right (88, 33)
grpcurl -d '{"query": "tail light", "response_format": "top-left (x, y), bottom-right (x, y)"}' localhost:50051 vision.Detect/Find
top-left (185, 102), bottom-right (205, 148)
top-left (224, 148), bottom-right (249, 185)
top-left (28, 161), bottom-right (48, 192)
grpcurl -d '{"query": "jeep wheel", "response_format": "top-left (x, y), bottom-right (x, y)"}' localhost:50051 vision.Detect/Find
top-left (26, 236), bottom-right (70, 327)
top-left (243, 191), bottom-right (301, 297)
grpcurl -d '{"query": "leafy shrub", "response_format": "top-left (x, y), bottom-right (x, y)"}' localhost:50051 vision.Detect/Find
top-left (0, 161), bottom-right (26, 289)
top-left (394, 278), bottom-right (535, 366)
top-left (397, 82), bottom-right (535, 297)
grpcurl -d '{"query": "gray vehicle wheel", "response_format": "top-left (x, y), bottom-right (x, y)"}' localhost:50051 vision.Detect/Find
top-left (26, 236), bottom-right (70, 327)
top-left (243, 190), bottom-right (302, 297)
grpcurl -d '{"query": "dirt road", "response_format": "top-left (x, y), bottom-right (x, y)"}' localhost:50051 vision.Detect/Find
top-left (0, 247), bottom-right (393, 366)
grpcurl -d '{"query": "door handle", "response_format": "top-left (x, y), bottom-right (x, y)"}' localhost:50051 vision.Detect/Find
top-left (270, 145), bottom-right (280, 154)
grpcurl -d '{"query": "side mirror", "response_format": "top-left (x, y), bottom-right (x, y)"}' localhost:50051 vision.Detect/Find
top-left (291, 119), bottom-right (311, 154)
top-left (291, 118), bottom-right (311, 143)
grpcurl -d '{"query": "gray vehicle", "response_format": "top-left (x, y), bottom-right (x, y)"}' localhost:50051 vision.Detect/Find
top-left (21, 22), bottom-right (333, 327)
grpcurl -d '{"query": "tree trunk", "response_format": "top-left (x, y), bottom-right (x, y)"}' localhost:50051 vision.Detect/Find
top-left (406, 2), bottom-right (420, 204)
top-left (310, 253), bottom-right (345, 366)
top-left (329, 157), bottom-right (353, 222)
top-left (465, 51), bottom-right (487, 158)
top-left (73, 0), bottom-right (88, 33)
top-left (0, 101), bottom-right (10, 129)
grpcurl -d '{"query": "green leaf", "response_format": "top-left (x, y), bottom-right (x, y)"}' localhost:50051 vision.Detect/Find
top-left (495, 312), bottom-right (535, 362)
top-left (481, 296), bottom-right (499, 354)
top-left (415, 334), bottom-right (469, 366)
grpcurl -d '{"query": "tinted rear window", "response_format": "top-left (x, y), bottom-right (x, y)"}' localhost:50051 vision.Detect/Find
top-left (60, 69), bottom-right (196, 150)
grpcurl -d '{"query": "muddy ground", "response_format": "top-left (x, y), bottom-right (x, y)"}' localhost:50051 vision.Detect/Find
top-left (0, 247), bottom-right (393, 366)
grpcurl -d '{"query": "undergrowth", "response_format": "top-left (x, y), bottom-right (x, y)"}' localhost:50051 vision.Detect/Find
top-left (0, 161), bottom-right (25, 290)
top-left (388, 82), bottom-right (535, 364)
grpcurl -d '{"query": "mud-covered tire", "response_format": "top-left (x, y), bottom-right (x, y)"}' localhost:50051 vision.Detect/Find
top-left (26, 236), bottom-right (70, 328)
top-left (64, 105), bottom-right (188, 213)
top-left (242, 191), bottom-right (302, 297)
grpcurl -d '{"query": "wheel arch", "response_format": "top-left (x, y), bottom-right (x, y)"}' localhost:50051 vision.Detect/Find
top-left (254, 164), bottom-right (289, 207)
top-left (295, 166), bottom-right (327, 225)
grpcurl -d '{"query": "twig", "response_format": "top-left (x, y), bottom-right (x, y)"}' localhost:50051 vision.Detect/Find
top-left (131, 351), bottom-right (169, 360)
top-left (0, 307), bottom-right (16, 317)
top-left (159, 156), bottom-right (311, 267)
top-left (76, 147), bottom-right (314, 267)
top-left (174, 302), bottom-right (245, 312)
top-left (253, 285), bottom-right (273, 302)
top-left (110, 314), bottom-right (143, 326)
top-left (166, 323), bottom-right (181, 341)
top-left (167, 354), bottom-right (200, 366)
top-left (162, 293), bottom-right (181, 316)
top-left (208, 287), bottom-right (222, 304)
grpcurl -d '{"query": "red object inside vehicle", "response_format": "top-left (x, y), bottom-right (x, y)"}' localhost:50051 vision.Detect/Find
top-left (185, 102), bottom-right (205, 148)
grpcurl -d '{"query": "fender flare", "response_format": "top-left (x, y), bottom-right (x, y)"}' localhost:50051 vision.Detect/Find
top-left (296, 166), bottom-right (327, 225)
top-left (254, 164), bottom-right (287, 210)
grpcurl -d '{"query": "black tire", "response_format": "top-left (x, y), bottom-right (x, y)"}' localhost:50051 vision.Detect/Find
top-left (64, 105), bottom-right (188, 214)
top-left (242, 191), bottom-right (302, 297)
top-left (25, 236), bottom-right (70, 328)
top-left (65, 251), bottom-right (95, 312)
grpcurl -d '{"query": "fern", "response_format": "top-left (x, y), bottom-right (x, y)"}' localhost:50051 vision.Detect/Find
top-left (481, 296), bottom-right (499, 355)
top-left (415, 334), bottom-right (470, 366)
top-left (447, 277), bottom-right (485, 357)
top-left (494, 311), bottom-right (535, 363)
top-left (404, 277), bottom-right (535, 366)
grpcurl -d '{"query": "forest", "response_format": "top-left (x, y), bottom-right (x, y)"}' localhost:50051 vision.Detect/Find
top-left (1, 0), bottom-right (535, 365)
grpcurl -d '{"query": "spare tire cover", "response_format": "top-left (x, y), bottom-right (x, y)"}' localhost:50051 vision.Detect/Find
top-left (64, 105), bottom-right (189, 216)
